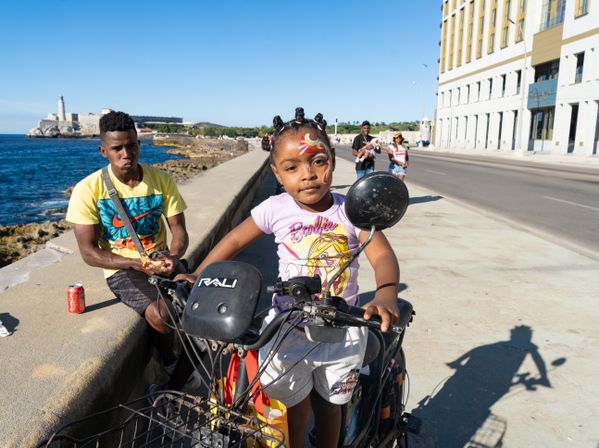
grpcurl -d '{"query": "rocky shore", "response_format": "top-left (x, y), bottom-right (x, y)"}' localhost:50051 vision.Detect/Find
top-left (0, 135), bottom-right (249, 268)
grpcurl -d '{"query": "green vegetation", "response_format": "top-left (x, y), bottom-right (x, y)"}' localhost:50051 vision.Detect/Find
top-left (329, 121), bottom-right (420, 134)
top-left (145, 121), bottom-right (419, 138)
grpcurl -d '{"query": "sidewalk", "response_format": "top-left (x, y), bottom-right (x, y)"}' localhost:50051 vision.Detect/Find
top-left (329, 158), bottom-right (599, 447)
top-left (412, 146), bottom-right (599, 173)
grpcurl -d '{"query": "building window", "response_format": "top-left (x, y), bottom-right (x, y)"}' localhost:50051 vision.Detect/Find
top-left (488, 0), bottom-right (498, 54)
top-left (575, 52), bottom-right (584, 83)
top-left (516, 69), bottom-right (522, 94)
top-left (540, 0), bottom-right (566, 32)
top-left (457, 7), bottom-right (465, 66)
top-left (441, 20), bottom-right (448, 73)
top-left (568, 104), bottom-right (579, 153)
top-left (449, 14), bottom-right (456, 70)
top-left (477, 81), bottom-right (481, 101)
top-left (489, 77), bottom-right (493, 99)
top-left (466, 0), bottom-right (475, 62)
top-left (501, 0), bottom-right (512, 48)
top-left (534, 59), bottom-right (560, 82)
top-left (501, 74), bottom-right (506, 96)
top-left (458, 87), bottom-right (462, 104)
top-left (515, 0), bottom-right (527, 41)
top-left (477, 0), bottom-right (486, 58)
top-left (575, 0), bottom-right (589, 17)
top-left (466, 84), bottom-right (471, 103)
top-left (529, 107), bottom-right (555, 140)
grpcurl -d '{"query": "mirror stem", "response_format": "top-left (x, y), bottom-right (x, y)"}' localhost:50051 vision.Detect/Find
top-left (325, 225), bottom-right (376, 297)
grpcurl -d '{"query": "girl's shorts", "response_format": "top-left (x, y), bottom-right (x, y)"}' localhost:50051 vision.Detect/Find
top-left (258, 310), bottom-right (368, 407)
top-left (389, 163), bottom-right (407, 176)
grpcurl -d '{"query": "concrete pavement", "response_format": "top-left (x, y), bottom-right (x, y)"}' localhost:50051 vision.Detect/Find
top-left (0, 146), bottom-right (269, 447)
top-left (236, 156), bottom-right (598, 447)
top-left (324, 160), bottom-right (598, 447)
top-left (1, 144), bottom-right (597, 447)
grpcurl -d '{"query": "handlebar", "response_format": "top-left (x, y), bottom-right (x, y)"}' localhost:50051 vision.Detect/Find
top-left (148, 275), bottom-right (191, 310)
top-left (148, 275), bottom-right (180, 291)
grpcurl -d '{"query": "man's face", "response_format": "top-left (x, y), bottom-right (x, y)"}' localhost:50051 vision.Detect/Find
top-left (99, 130), bottom-right (140, 175)
top-left (361, 124), bottom-right (370, 136)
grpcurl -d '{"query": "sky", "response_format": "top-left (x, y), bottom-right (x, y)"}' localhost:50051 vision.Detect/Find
top-left (0, 0), bottom-right (441, 133)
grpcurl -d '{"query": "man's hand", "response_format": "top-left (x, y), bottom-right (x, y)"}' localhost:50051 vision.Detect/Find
top-left (362, 296), bottom-right (399, 332)
top-left (153, 253), bottom-right (180, 276)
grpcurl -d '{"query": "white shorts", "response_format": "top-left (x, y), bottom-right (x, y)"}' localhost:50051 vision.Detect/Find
top-left (258, 311), bottom-right (368, 407)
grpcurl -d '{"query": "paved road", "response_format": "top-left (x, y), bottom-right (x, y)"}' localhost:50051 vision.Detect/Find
top-left (335, 144), bottom-right (599, 256)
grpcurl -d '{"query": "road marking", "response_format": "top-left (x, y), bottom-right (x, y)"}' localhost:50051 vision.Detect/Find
top-left (424, 169), bottom-right (448, 176)
top-left (544, 196), bottom-right (599, 212)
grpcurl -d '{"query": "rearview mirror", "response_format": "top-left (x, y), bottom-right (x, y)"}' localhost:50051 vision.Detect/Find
top-left (344, 172), bottom-right (409, 231)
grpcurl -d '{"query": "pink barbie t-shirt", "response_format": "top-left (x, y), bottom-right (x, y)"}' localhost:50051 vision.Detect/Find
top-left (251, 192), bottom-right (362, 311)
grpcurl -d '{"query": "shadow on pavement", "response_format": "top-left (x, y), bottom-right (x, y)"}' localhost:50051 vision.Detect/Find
top-left (233, 169), bottom-right (280, 313)
top-left (410, 325), bottom-right (566, 448)
top-left (409, 195), bottom-right (444, 205)
top-left (86, 297), bottom-right (121, 312)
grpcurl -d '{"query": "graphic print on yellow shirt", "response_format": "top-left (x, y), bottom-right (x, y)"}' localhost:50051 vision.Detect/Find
top-left (97, 194), bottom-right (164, 254)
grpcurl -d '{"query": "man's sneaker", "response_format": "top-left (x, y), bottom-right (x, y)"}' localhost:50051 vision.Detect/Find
top-left (0, 320), bottom-right (11, 338)
top-left (162, 359), bottom-right (178, 376)
top-left (146, 383), bottom-right (168, 407)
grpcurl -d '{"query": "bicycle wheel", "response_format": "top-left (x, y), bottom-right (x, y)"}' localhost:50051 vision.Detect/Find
top-left (41, 391), bottom-right (286, 447)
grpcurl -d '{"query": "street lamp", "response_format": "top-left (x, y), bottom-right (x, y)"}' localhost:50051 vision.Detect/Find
top-left (508, 17), bottom-right (527, 153)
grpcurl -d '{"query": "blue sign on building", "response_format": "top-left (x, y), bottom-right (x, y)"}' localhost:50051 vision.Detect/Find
top-left (528, 78), bottom-right (558, 109)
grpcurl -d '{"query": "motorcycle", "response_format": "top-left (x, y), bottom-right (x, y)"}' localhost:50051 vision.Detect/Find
top-left (42, 172), bottom-right (421, 448)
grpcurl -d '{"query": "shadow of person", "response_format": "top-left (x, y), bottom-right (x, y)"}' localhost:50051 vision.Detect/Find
top-left (409, 195), bottom-right (443, 205)
top-left (0, 312), bottom-right (19, 334)
top-left (412, 325), bottom-right (563, 448)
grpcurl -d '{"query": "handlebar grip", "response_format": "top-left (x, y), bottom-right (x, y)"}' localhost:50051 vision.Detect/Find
top-left (344, 304), bottom-right (403, 333)
top-left (345, 304), bottom-right (381, 322)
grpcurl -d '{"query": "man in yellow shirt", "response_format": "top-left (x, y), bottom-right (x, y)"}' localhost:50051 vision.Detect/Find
top-left (66, 111), bottom-right (189, 388)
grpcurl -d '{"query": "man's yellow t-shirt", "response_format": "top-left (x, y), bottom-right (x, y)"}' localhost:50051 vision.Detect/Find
top-left (66, 164), bottom-right (187, 278)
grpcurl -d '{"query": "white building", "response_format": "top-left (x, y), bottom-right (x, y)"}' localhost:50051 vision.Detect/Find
top-left (434, 0), bottom-right (599, 156)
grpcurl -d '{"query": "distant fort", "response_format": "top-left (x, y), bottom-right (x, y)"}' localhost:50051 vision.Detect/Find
top-left (27, 96), bottom-right (182, 138)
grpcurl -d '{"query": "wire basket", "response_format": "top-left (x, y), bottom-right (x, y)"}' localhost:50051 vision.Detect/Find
top-left (41, 391), bottom-right (286, 447)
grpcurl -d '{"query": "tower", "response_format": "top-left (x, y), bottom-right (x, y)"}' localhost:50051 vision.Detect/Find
top-left (58, 96), bottom-right (66, 121)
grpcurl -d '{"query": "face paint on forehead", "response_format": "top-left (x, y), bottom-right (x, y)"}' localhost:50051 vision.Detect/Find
top-left (299, 131), bottom-right (327, 155)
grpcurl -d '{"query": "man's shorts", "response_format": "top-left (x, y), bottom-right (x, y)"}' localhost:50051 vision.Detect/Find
top-left (388, 163), bottom-right (407, 176)
top-left (258, 311), bottom-right (368, 408)
top-left (106, 269), bottom-right (158, 316)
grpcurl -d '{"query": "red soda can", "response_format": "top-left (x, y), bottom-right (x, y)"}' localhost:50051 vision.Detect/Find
top-left (67, 284), bottom-right (86, 314)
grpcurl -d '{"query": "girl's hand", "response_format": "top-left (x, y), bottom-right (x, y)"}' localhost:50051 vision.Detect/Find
top-left (174, 272), bottom-right (198, 284)
top-left (363, 296), bottom-right (399, 332)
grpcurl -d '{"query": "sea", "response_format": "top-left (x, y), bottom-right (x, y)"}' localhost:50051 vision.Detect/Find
top-left (0, 134), bottom-right (183, 226)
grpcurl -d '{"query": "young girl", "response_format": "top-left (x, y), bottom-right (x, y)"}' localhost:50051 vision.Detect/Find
top-left (388, 132), bottom-right (409, 181)
top-left (179, 109), bottom-right (400, 448)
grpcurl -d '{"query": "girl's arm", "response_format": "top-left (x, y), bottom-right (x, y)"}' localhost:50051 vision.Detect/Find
top-left (360, 230), bottom-right (400, 332)
top-left (175, 216), bottom-right (265, 283)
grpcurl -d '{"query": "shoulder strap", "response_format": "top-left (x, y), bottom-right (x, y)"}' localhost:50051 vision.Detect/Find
top-left (102, 167), bottom-right (148, 258)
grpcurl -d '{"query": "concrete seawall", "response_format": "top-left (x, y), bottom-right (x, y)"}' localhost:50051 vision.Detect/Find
top-left (0, 148), bottom-right (269, 447)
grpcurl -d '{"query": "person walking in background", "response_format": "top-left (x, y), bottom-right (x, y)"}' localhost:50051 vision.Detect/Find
top-left (351, 120), bottom-right (379, 179)
top-left (388, 132), bottom-right (409, 181)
